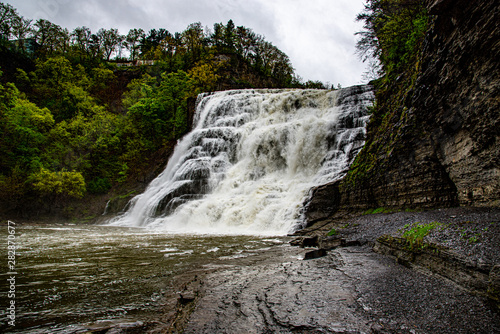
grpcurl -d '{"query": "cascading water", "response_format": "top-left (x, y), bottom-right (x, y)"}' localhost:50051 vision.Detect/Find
top-left (110, 85), bottom-right (374, 235)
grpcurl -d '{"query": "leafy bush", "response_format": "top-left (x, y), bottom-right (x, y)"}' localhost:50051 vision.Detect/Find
top-left (29, 168), bottom-right (86, 199)
top-left (399, 222), bottom-right (441, 250)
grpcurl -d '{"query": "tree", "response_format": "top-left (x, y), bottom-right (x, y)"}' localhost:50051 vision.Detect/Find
top-left (30, 168), bottom-right (86, 199)
top-left (33, 56), bottom-right (74, 88)
top-left (211, 20), bottom-right (252, 55)
top-left (45, 108), bottom-right (122, 183)
top-left (97, 28), bottom-right (124, 61)
top-left (33, 19), bottom-right (51, 51)
top-left (270, 49), bottom-right (294, 86)
top-left (89, 65), bottom-right (115, 96)
top-left (211, 22), bottom-right (224, 50)
top-left (0, 82), bottom-right (54, 174)
top-left (10, 15), bottom-right (32, 51)
top-left (0, 3), bottom-right (19, 40)
top-left (0, 80), bottom-right (55, 208)
top-left (126, 70), bottom-right (193, 145)
top-left (30, 56), bottom-right (102, 120)
top-left (125, 28), bottom-right (144, 60)
top-left (71, 26), bottom-right (92, 54)
top-left (224, 19), bottom-right (235, 51)
top-left (157, 70), bottom-right (193, 138)
top-left (88, 33), bottom-right (102, 58)
top-left (234, 26), bottom-right (259, 59)
top-left (181, 22), bottom-right (205, 64)
top-left (33, 19), bottom-right (69, 54)
top-left (188, 56), bottom-right (221, 94)
top-left (121, 74), bottom-right (155, 109)
top-left (140, 28), bottom-right (171, 58)
top-left (158, 32), bottom-right (177, 58)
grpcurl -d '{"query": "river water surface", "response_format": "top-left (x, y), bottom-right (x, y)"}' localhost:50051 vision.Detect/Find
top-left (0, 224), bottom-right (287, 333)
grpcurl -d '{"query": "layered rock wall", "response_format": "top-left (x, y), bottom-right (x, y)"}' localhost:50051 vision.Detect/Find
top-left (416, 0), bottom-right (499, 206)
top-left (305, 0), bottom-right (499, 223)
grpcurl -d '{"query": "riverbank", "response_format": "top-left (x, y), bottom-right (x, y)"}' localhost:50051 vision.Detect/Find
top-left (4, 207), bottom-right (498, 333)
top-left (298, 206), bottom-right (500, 268)
top-left (137, 207), bottom-right (500, 333)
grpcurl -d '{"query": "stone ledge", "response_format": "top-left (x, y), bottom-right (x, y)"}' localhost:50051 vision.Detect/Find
top-left (374, 235), bottom-right (499, 310)
top-left (290, 235), bottom-right (363, 250)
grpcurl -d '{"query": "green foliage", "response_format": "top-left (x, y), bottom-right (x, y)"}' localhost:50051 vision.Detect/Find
top-left (89, 66), bottom-right (115, 94)
top-left (87, 177), bottom-right (111, 194)
top-left (327, 228), bottom-right (338, 236)
top-left (457, 223), bottom-right (489, 245)
top-left (121, 74), bottom-right (155, 109)
top-left (0, 2), bottom-right (303, 216)
top-left (188, 56), bottom-right (222, 94)
top-left (377, 6), bottom-right (428, 76)
top-left (0, 68), bottom-right (123, 209)
top-left (29, 168), bottom-right (86, 199)
top-left (356, 0), bottom-right (429, 80)
top-left (46, 109), bottom-right (123, 181)
top-left (27, 56), bottom-right (102, 121)
top-left (467, 235), bottom-right (480, 244)
top-left (33, 56), bottom-right (75, 88)
top-left (362, 207), bottom-right (420, 215)
top-left (0, 81), bottom-right (54, 174)
top-left (399, 221), bottom-right (441, 250)
top-left (123, 70), bottom-right (193, 156)
top-left (343, 0), bottom-right (430, 192)
top-left (363, 207), bottom-right (394, 215)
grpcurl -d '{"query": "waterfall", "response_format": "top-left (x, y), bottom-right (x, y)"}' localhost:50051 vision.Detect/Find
top-left (109, 85), bottom-right (374, 235)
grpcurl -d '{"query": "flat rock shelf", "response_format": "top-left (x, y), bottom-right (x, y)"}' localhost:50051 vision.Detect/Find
top-left (156, 239), bottom-right (499, 334)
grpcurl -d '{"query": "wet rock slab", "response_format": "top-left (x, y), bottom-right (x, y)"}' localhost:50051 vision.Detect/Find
top-left (178, 243), bottom-right (499, 333)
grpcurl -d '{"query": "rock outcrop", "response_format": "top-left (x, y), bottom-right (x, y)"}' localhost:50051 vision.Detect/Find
top-left (305, 0), bottom-right (499, 221)
top-left (416, 0), bottom-right (499, 206)
top-left (374, 235), bottom-right (499, 310)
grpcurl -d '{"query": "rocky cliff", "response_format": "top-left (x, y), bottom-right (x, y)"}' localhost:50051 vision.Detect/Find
top-left (305, 0), bottom-right (499, 223)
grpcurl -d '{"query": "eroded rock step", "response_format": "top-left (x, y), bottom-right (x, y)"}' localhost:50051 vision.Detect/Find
top-left (178, 244), bottom-right (499, 333)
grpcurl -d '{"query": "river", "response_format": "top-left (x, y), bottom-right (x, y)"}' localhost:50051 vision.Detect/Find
top-left (1, 87), bottom-right (375, 333)
top-left (0, 224), bottom-right (289, 333)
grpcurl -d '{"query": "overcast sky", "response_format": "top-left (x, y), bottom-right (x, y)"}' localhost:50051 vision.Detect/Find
top-left (4, 0), bottom-right (369, 87)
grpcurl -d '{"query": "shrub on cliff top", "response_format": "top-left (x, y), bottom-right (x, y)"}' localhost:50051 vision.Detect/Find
top-left (356, 0), bottom-right (429, 81)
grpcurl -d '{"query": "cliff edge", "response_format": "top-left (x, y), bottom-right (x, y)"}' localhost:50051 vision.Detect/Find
top-left (306, 0), bottom-right (499, 222)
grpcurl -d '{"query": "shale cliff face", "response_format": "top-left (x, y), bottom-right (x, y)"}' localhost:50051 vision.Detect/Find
top-left (417, 0), bottom-right (499, 206)
top-left (305, 0), bottom-right (499, 222)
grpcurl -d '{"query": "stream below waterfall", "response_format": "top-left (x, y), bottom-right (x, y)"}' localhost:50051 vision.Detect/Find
top-left (0, 224), bottom-right (289, 333)
top-left (1, 86), bottom-right (376, 333)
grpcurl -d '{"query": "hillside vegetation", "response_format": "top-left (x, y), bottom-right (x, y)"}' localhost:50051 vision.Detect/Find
top-left (0, 2), bottom-right (325, 219)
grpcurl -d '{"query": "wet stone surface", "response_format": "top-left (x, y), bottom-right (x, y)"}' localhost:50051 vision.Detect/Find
top-left (176, 243), bottom-right (500, 334)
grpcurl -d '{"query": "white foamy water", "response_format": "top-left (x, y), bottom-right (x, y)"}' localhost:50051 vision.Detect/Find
top-left (110, 86), bottom-right (373, 235)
